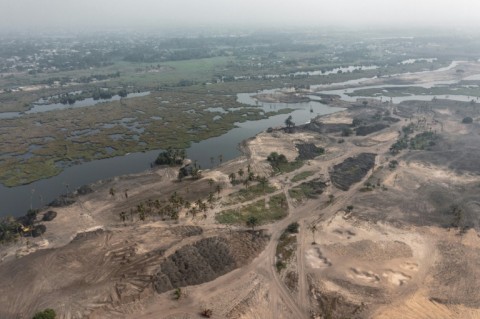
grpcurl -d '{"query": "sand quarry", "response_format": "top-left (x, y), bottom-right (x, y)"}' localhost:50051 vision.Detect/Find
top-left (1, 64), bottom-right (480, 319)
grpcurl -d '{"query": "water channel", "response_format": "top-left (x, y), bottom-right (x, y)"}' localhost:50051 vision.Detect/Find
top-left (2, 60), bottom-right (479, 216)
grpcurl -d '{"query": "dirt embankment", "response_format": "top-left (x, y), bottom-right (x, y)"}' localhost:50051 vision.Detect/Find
top-left (154, 231), bottom-right (269, 293)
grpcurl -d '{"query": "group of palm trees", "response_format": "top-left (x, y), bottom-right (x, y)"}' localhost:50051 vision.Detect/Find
top-left (119, 180), bottom-right (224, 224)
top-left (228, 164), bottom-right (267, 190)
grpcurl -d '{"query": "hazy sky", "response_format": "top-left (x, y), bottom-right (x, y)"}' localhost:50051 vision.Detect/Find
top-left (2, 0), bottom-right (480, 30)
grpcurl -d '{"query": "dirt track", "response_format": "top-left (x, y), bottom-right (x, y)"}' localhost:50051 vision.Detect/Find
top-left (2, 62), bottom-right (480, 319)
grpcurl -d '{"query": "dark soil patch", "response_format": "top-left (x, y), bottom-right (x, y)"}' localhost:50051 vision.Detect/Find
top-left (430, 241), bottom-right (480, 307)
top-left (296, 143), bottom-right (325, 160)
top-left (355, 123), bottom-right (389, 136)
top-left (330, 153), bottom-right (376, 191)
top-left (153, 231), bottom-right (268, 293)
top-left (301, 121), bottom-right (351, 134)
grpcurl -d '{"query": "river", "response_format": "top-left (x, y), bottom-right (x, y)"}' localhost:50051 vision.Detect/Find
top-left (2, 60), bottom-right (479, 217)
top-left (1, 96), bottom-right (343, 216)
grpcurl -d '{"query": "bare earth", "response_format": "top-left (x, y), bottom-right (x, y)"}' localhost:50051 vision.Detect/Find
top-left (1, 63), bottom-right (480, 319)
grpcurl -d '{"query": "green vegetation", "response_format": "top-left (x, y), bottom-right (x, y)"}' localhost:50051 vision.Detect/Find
top-left (286, 222), bottom-right (300, 234)
top-left (0, 217), bottom-right (21, 243)
top-left (32, 309), bottom-right (56, 319)
top-left (390, 124), bottom-right (437, 154)
top-left (409, 131), bottom-right (438, 150)
top-left (276, 229), bottom-right (297, 272)
top-left (289, 179), bottom-right (326, 201)
top-left (216, 194), bottom-right (288, 225)
top-left (0, 31), bottom-right (471, 189)
top-left (173, 288), bottom-right (182, 300)
top-left (227, 182), bottom-right (276, 203)
top-left (155, 148), bottom-right (186, 166)
top-left (342, 127), bottom-right (353, 136)
top-left (267, 152), bottom-right (303, 174)
top-left (0, 92), bottom-right (292, 187)
top-left (291, 171), bottom-right (315, 183)
top-left (462, 116), bottom-right (473, 124)
top-left (389, 160), bottom-right (399, 170)
top-left (201, 308), bottom-right (213, 318)
top-left (246, 215), bottom-right (259, 231)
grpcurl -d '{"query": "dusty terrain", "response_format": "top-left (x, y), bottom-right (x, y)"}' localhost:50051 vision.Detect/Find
top-left (1, 63), bottom-right (480, 319)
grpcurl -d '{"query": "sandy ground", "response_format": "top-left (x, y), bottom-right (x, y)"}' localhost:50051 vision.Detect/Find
top-left (2, 62), bottom-right (480, 319)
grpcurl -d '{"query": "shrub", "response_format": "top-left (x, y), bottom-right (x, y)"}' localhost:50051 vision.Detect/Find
top-left (201, 308), bottom-right (213, 318)
top-left (276, 260), bottom-right (286, 272)
top-left (462, 117), bottom-right (473, 124)
top-left (341, 128), bottom-right (353, 137)
top-left (32, 308), bottom-right (56, 319)
top-left (286, 222), bottom-right (300, 233)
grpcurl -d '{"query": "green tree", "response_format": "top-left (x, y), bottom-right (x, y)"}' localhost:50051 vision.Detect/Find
top-left (238, 168), bottom-right (244, 178)
top-left (119, 211), bottom-right (127, 224)
top-left (286, 222), bottom-right (300, 233)
top-left (228, 172), bottom-right (236, 184)
top-left (285, 115), bottom-right (295, 128)
top-left (173, 288), bottom-right (182, 300)
top-left (32, 308), bottom-right (56, 319)
top-left (246, 215), bottom-right (259, 231)
top-left (207, 178), bottom-right (214, 189)
top-left (309, 224), bottom-right (318, 244)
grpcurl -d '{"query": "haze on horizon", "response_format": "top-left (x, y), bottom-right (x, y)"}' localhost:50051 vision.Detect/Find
top-left (1, 0), bottom-right (480, 32)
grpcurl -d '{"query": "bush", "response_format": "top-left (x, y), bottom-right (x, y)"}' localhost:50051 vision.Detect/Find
top-left (341, 128), bottom-right (353, 137)
top-left (201, 308), bottom-right (213, 318)
top-left (42, 211), bottom-right (57, 222)
top-left (276, 260), bottom-right (286, 272)
top-left (462, 117), bottom-right (473, 124)
top-left (389, 160), bottom-right (399, 169)
top-left (32, 308), bottom-right (56, 319)
top-left (286, 222), bottom-right (300, 233)
top-left (32, 224), bottom-right (47, 237)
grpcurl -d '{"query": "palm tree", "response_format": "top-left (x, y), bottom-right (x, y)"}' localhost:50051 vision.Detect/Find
top-left (189, 206), bottom-right (198, 219)
top-left (207, 192), bottom-right (215, 204)
top-left (207, 178), bottom-right (214, 190)
top-left (238, 168), bottom-right (245, 178)
top-left (215, 184), bottom-right (222, 196)
top-left (137, 204), bottom-right (146, 221)
top-left (243, 179), bottom-right (250, 189)
top-left (228, 172), bottom-right (236, 184)
top-left (258, 176), bottom-right (268, 195)
top-left (309, 223), bottom-right (318, 244)
top-left (285, 115), bottom-right (295, 128)
top-left (119, 212), bottom-right (127, 225)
